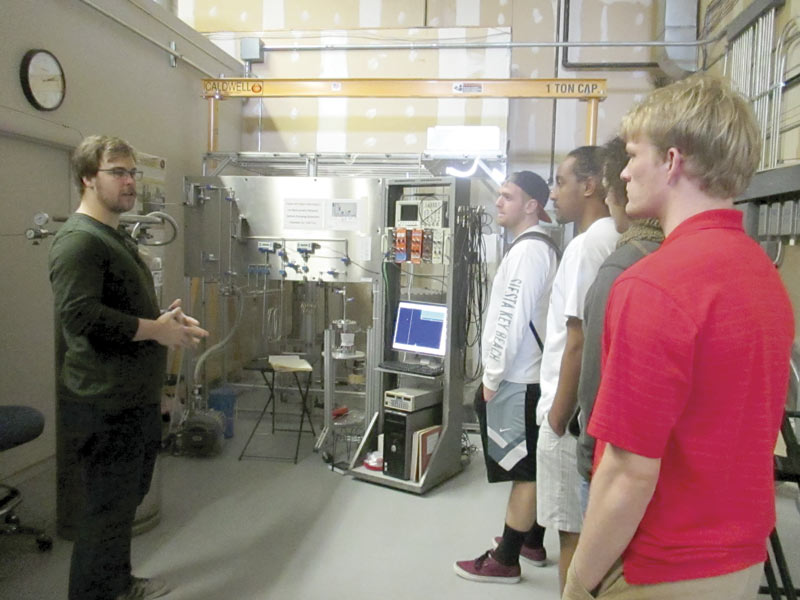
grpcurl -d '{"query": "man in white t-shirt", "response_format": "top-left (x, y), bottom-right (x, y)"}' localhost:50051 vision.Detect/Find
top-left (454, 171), bottom-right (559, 584)
top-left (536, 146), bottom-right (620, 592)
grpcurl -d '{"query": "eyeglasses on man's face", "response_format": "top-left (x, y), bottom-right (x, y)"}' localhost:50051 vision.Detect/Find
top-left (97, 168), bottom-right (143, 181)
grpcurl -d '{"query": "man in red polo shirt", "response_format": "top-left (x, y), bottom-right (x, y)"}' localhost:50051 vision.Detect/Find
top-left (563, 74), bottom-right (794, 599)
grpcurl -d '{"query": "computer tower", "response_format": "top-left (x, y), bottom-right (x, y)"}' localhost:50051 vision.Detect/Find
top-left (383, 404), bottom-right (442, 480)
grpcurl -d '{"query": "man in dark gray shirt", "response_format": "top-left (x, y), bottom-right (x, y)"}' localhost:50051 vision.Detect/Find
top-left (571, 137), bottom-right (663, 510)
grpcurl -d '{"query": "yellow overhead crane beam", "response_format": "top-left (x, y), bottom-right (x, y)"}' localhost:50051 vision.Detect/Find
top-left (202, 78), bottom-right (606, 99)
top-left (202, 77), bottom-right (606, 150)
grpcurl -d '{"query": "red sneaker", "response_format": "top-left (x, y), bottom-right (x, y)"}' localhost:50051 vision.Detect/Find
top-left (493, 536), bottom-right (547, 567)
top-left (453, 550), bottom-right (521, 583)
top-left (115, 576), bottom-right (170, 600)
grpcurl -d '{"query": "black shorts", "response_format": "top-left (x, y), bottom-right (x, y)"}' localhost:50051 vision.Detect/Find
top-left (474, 382), bottom-right (541, 483)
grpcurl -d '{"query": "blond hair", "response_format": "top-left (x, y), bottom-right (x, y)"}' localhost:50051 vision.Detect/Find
top-left (72, 135), bottom-right (136, 193)
top-left (620, 74), bottom-right (760, 199)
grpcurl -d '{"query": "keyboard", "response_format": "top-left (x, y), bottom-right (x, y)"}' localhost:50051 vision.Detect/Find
top-left (379, 360), bottom-right (444, 377)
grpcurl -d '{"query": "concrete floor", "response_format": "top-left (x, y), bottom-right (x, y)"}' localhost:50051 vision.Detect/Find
top-left (1, 389), bottom-right (798, 599)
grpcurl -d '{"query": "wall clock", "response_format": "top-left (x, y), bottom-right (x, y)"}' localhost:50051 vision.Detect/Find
top-left (20, 49), bottom-right (66, 111)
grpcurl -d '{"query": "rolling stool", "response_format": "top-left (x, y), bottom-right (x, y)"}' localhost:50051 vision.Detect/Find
top-left (0, 405), bottom-right (53, 551)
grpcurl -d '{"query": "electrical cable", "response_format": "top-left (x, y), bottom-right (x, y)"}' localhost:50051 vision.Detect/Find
top-left (343, 258), bottom-right (381, 276)
top-left (0, 102), bottom-right (85, 142)
top-left (461, 430), bottom-right (478, 461)
top-left (317, 245), bottom-right (382, 276)
top-left (382, 260), bottom-right (390, 301)
top-left (397, 268), bottom-right (447, 284)
top-left (380, 206), bottom-right (487, 380)
top-left (453, 206), bottom-right (490, 382)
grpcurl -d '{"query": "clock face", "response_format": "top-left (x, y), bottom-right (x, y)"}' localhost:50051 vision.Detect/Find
top-left (20, 50), bottom-right (65, 111)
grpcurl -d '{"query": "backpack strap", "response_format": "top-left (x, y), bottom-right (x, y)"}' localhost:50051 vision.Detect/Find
top-left (506, 231), bottom-right (562, 262)
top-left (506, 231), bottom-right (561, 351)
top-left (529, 320), bottom-right (544, 351)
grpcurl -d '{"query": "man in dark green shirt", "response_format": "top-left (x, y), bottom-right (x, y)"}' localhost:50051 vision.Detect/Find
top-left (49, 135), bottom-right (208, 600)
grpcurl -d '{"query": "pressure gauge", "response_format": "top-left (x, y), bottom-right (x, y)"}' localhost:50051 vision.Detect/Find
top-left (33, 212), bottom-right (50, 227)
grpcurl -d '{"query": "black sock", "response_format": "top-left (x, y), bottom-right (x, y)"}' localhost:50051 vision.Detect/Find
top-left (524, 521), bottom-right (545, 549)
top-left (494, 523), bottom-right (526, 566)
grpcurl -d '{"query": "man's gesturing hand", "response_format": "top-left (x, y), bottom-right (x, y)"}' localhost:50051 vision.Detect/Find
top-left (135, 298), bottom-right (209, 348)
top-left (155, 306), bottom-right (209, 348)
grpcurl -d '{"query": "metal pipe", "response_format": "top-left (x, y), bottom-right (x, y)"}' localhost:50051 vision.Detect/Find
top-left (758, 11), bottom-right (775, 169)
top-left (771, 57), bottom-right (787, 167)
top-left (785, 71), bottom-right (800, 91)
top-left (253, 38), bottom-right (717, 53)
top-left (209, 191), bottom-right (222, 286)
top-left (740, 34), bottom-right (746, 88)
top-left (221, 284), bottom-right (228, 383)
top-left (748, 27), bottom-right (755, 94)
top-left (770, 28), bottom-right (786, 168)
top-left (120, 213), bottom-right (167, 226)
top-left (741, 32), bottom-right (749, 91)
top-left (727, 37), bottom-right (733, 86)
top-left (129, 210), bottom-right (179, 246)
top-left (228, 198), bottom-right (234, 283)
top-left (585, 98), bottom-right (599, 145)
top-left (208, 95), bottom-right (219, 153)
top-left (771, 18), bottom-right (800, 167)
top-left (743, 29), bottom-right (753, 96)
top-left (126, 0), bottom-right (236, 67)
top-left (763, 13), bottom-right (773, 164)
top-left (736, 35), bottom-right (746, 92)
top-left (548, 0), bottom-right (562, 184)
top-left (193, 286), bottom-right (244, 385)
top-left (257, 99), bottom-right (263, 152)
top-left (260, 255), bottom-right (269, 344)
top-left (367, 278), bottom-right (381, 422)
top-left (753, 16), bottom-right (762, 101)
top-left (745, 25), bottom-right (752, 94)
top-left (77, 0), bottom-right (225, 78)
top-left (753, 17), bottom-right (763, 167)
top-left (278, 277), bottom-right (285, 342)
top-left (244, 235), bottom-right (350, 244)
top-left (761, 13), bottom-right (770, 96)
top-left (199, 277), bottom-right (207, 394)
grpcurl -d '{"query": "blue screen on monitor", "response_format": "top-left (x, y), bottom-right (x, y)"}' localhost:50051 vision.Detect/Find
top-left (391, 301), bottom-right (447, 357)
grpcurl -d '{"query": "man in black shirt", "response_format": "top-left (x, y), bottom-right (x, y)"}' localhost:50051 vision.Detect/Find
top-left (49, 135), bottom-right (208, 600)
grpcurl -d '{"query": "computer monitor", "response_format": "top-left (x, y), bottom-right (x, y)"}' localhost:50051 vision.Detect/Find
top-left (391, 301), bottom-right (448, 358)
